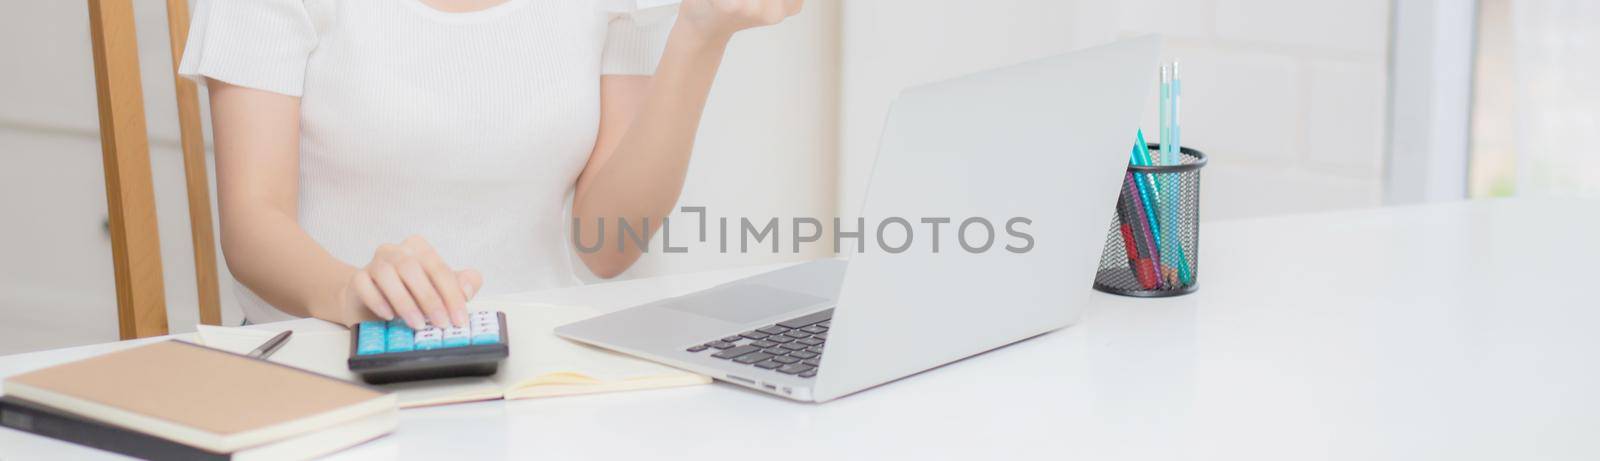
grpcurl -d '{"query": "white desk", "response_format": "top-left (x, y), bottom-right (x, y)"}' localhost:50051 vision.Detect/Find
top-left (3, 198), bottom-right (1599, 460)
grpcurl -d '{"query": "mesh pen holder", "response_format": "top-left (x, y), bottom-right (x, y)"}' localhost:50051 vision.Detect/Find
top-left (1093, 144), bottom-right (1207, 298)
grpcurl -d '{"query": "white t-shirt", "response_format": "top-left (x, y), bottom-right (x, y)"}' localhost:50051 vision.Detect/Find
top-left (179, 0), bottom-right (676, 323)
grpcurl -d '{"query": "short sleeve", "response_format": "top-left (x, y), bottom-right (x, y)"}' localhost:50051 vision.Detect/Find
top-left (601, 1), bottom-right (679, 75)
top-left (178, 0), bottom-right (319, 97)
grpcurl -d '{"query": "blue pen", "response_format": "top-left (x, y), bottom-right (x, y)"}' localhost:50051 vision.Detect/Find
top-left (1156, 65), bottom-right (1181, 286)
top-left (1171, 63), bottom-right (1182, 165)
top-left (1159, 64), bottom-right (1179, 285)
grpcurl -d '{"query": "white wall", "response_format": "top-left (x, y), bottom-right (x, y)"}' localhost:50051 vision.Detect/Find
top-left (839, 0), bottom-right (1393, 221)
top-left (0, 0), bottom-right (235, 355)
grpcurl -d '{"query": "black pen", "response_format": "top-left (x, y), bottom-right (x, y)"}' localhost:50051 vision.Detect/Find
top-left (247, 331), bottom-right (293, 360)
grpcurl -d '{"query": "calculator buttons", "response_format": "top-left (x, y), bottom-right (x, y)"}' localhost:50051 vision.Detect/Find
top-left (385, 320), bottom-right (415, 353)
top-left (385, 337), bottom-right (414, 353)
top-left (443, 326), bottom-right (471, 348)
top-left (356, 321), bottom-right (387, 355)
top-left (386, 320), bottom-right (412, 332)
top-left (352, 311), bottom-right (505, 354)
top-left (357, 321), bottom-right (386, 340)
top-left (414, 327), bottom-right (444, 350)
top-left (469, 311), bottom-right (502, 345)
top-left (356, 339), bottom-right (385, 356)
top-left (348, 310), bottom-right (511, 385)
top-left (471, 323), bottom-right (497, 335)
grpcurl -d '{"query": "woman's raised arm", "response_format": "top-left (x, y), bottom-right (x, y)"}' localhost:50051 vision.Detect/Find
top-left (572, 0), bottom-right (804, 278)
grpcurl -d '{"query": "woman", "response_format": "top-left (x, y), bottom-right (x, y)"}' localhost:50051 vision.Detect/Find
top-left (180, 0), bottom-right (801, 329)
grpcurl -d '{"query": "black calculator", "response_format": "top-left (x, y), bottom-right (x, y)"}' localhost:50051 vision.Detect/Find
top-left (347, 311), bottom-right (509, 384)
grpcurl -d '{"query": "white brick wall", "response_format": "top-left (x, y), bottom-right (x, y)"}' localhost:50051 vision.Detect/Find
top-left (1117, 0), bottom-right (1217, 40)
top-left (1308, 60), bottom-right (1387, 172)
top-left (1155, 46), bottom-right (1304, 163)
top-left (1215, 0), bottom-right (1390, 54)
top-left (841, 0), bottom-right (1393, 221)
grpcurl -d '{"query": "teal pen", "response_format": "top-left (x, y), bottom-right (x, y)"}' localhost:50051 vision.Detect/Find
top-left (1163, 63), bottom-right (1194, 286)
top-left (1132, 130), bottom-right (1159, 184)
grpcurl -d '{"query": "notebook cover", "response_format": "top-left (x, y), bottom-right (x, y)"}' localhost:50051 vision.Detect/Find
top-left (0, 396), bottom-right (229, 461)
top-left (2, 340), bottom-right (390, 449)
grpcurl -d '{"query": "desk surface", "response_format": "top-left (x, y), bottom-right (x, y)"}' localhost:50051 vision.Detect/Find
top-left (3, 198), bottom-right (1598, 460)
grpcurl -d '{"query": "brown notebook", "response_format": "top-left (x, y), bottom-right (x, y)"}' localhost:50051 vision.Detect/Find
top-left (3, 340), bottom-right (397, 455)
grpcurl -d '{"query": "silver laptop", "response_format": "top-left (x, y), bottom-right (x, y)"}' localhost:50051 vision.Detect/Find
top-left (556, 37), bottom-right (1162, 402)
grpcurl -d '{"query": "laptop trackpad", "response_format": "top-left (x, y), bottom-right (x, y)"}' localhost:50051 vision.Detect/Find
top-left (660, 284), bottom-right (829, 324)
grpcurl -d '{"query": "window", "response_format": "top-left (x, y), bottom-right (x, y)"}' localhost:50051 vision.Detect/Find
top-left (1469, 0), bottom-right (1600, 198)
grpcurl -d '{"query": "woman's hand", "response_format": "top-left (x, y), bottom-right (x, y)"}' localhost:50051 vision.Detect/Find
top-left (344, 235), bottom-right (482, 329)
top-left (677, 0), bottom-right (803, 43)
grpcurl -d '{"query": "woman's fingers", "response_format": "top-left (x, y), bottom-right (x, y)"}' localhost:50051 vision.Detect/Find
top-left (359, 236), bottom-right (475, 329)
top-left (395, 259), bottom-right (452, 328)
top-left (760, 2), bottom-right (784, 25)
top-left (421, 257), bottom-right (469, 327)
top-left (760, 0), bottom-right (797, 24)
top-left (400, 235), bottom-right (468, 327)
top-left (371, 263), bottom-right (427, 329)
top-left (351, 270), bottom-right (394, 321)
top-left (685, 0), bottom-right (798, 36)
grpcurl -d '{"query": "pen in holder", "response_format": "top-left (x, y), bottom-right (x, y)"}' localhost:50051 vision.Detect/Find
top-left (1093, 143), bottom-right (1206, 297)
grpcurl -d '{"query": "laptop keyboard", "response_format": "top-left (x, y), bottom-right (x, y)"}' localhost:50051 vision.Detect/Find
top-left (685, 309), bottom-right (832, 379)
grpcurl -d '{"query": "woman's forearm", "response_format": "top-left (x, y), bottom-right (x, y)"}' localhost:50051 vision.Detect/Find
top-left (207, 80), bottom-right (361, 324)
top-left (219, 206), bottom-right (357, 320)
top-left (572, 24), bottom-right (732, 277)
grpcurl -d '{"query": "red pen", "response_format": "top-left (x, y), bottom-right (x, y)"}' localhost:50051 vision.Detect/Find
top-left (1116, 173), bottom-right (1159, 289)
